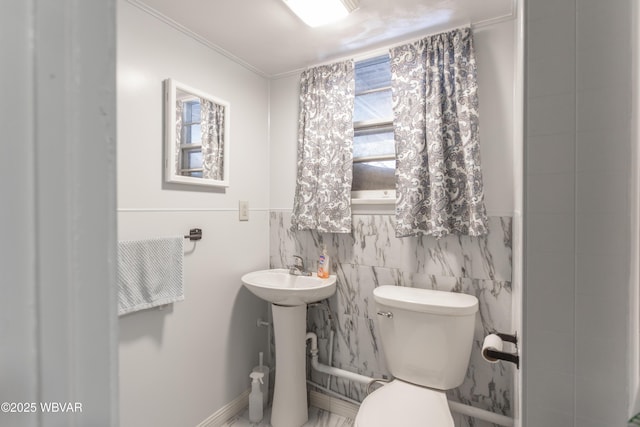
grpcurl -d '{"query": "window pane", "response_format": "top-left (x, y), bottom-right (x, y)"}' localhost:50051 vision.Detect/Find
top-left (184, 101), bottom-right (201, 124)
top-left (352, 160), bottom-right (395, 191)
top-left (353, 55), bottom-right (394, 194)
top-left (353, 131), bottom-right (394, 158)
top-left (354, 89), bottom-right (392, 122)
top-left (183, 124), bottom-right (201, 144)
top-left (355, 55), bottom-right (391, 93)
top-left (181, 148), bottom-right (202, 172)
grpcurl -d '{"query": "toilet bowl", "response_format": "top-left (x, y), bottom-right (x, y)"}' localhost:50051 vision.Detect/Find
top-left (354, 285), bottom-right (478, 426)
top-left (355, 380), bottom-right (453, 427)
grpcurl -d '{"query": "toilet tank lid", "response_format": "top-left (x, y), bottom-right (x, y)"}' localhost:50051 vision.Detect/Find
top-left (373, 286), bottom-right (478, 315)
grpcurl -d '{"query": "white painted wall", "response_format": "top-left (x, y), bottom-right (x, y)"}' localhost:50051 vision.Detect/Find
top-left (524, 0), bottom-right (632, 425)
top-left (117, 2), bottom-right (270, 426)
top-left (474, 20), bottom-right (517, 216)
top-left (269, 20), bottom-right (518, 216)
top-left (269, 74), bottom-right (300, 210)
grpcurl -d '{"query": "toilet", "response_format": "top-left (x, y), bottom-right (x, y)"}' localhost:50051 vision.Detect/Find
top-left (355, 285), bottom-right (478, 427)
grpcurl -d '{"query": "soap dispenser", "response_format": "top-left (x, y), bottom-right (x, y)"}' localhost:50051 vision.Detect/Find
top-left (317, 245), bottom-right (330, 278)
top-left (249, 371), bottom-right (264, 423)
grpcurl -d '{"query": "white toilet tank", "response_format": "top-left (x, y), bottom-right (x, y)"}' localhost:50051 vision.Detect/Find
top-left (373, 285), bottom-right (478, 390)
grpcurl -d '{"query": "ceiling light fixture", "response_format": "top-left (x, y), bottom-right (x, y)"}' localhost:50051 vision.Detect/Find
top-left (282, 0), bottom-right (360, 27)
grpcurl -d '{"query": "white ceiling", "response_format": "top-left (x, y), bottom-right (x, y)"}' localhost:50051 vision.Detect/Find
top-left (130, 0), bottom-right (514, 77)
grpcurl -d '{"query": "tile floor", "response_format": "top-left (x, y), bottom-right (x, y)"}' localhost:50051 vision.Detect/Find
top-left (222, 405), bottom-right (354, 427)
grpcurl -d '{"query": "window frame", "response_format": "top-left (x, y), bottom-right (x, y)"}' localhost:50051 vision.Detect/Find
top-left (163, 78), bottom-right (230, 188)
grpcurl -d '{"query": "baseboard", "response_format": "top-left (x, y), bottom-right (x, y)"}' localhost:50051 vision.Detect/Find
top-left (196, 389), bottom-right (249, 427)
top-left (309, 390), bottom-right (359, 420)
top-left (196, 387), bottom-right (359, 426)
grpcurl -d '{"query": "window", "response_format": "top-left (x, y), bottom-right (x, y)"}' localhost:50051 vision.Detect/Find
top-left (352, 54), bottom-right (395, 201)
top-left (179, 97), bottom-right (204, 178)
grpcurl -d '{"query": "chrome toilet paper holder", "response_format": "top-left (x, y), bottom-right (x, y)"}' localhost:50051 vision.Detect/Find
top-left (483, 332), bottom-right (520, 369)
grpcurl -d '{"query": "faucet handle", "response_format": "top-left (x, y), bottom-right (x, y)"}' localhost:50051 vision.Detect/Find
top-left (292, 255), bottom-right (304, 270)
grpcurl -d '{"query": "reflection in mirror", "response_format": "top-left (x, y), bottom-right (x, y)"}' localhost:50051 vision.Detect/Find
top-left (164, 79), bottom-right (230, 188)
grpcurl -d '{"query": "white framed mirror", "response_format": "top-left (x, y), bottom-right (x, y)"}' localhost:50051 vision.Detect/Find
top-left (164, 78), bottom-right (230, 188)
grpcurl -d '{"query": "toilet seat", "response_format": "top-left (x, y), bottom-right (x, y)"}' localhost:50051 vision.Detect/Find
top-left (354, 380), bottom-right (454, 427)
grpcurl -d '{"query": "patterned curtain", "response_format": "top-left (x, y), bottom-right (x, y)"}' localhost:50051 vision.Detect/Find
top-left (390, 27), bottom-right (488, 238)
top-left (175, 99), bottom-right (184, 174)
top-left (200, 99), bottom-right (225, 181)
top-left (290, 60), bottom-right (355, 233)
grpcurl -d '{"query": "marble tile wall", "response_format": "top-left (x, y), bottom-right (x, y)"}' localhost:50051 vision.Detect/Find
top-left (269, 211), bottom-right (514, 426)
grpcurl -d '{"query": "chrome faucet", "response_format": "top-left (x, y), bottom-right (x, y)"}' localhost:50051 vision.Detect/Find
top-left (289, 255), bottom-right (311, 276)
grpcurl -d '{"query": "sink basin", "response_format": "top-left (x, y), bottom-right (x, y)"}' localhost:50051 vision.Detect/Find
top-left (241, 268), bottom-right (336, 306)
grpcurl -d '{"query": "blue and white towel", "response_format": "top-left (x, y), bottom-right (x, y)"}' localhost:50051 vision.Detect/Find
top-left (117, 237), bottom-right (184, 315)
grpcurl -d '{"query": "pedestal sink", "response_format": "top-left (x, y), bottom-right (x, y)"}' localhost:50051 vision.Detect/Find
top-left (241, 268), bottom-right (336, 427)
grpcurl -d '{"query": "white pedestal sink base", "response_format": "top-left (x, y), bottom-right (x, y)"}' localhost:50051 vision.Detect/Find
top-left (240, 269), bottom-right (336, 426)
top-left (270, 304), bottom-right (308, 427)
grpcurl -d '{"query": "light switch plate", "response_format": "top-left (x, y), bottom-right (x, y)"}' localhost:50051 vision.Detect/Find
top-left (239, 200), bottom-right (249, 221)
